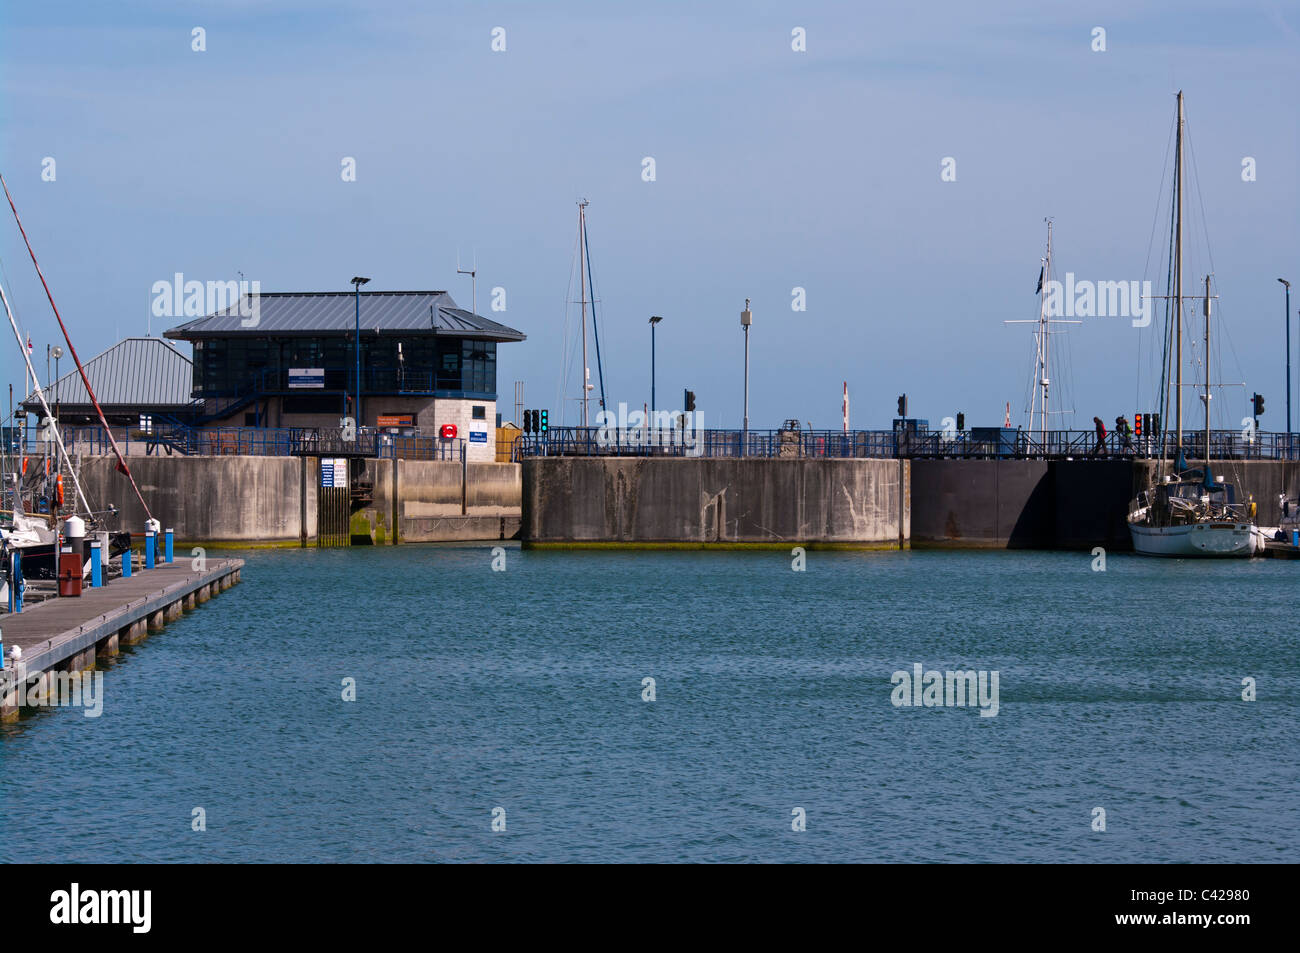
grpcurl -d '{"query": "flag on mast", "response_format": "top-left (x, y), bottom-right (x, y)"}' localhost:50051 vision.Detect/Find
top-left (842, 382), bottom-right (849, 433)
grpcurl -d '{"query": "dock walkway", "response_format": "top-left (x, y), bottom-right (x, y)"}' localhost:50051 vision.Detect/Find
top-left (1, 558), bottom-right (242, 721)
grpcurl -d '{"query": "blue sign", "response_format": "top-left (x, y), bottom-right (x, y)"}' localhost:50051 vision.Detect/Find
top-left (469, 432), bottom-right (488, 444)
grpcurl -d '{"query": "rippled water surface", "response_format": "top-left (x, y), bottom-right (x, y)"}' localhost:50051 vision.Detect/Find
top-left (1, 545), bottom-right (1296, 862)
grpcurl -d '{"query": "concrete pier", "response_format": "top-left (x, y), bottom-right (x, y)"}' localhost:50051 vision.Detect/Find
top-left (0, 558), bottom-right (243, 723)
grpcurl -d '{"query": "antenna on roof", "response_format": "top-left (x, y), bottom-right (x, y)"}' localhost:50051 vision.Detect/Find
top-left (456, 248), bottom-right (477, 316)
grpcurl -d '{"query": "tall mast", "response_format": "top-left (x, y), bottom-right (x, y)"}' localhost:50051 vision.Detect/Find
top-left (578, 199), bottom-right (589, 428)
top-left (1205, 273), bottom-right (1212, 461)
top-left (1005, 217), bottom-right (1076, 442)
top-left (1039, 219), bottom-right (1053, 441)
top-left (1175, 91), bottom-right (1184, 453)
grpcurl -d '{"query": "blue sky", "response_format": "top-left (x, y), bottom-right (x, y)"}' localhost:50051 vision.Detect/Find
top-left (1, 0), bottom-right (1296, 430)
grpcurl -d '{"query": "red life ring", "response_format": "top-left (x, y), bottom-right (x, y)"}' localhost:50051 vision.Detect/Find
top-left (440, 424), bottom-right (457, 440)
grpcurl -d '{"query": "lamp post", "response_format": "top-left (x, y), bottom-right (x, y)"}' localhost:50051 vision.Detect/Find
top-left (1280, 278), bottom-right (1292, 447)
top-left (649, 316), bottom-right (662, 415)
top-left (740, 298), bottom-right (752, 455)
top-left (351, 276), bottom-right (370, 426)
top-left (51, 345), bottom-right (62, 423)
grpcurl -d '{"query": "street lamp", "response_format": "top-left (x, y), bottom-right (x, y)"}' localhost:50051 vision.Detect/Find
top-left (740, 298), bottom-right (752, 454)
top-left (1280, 278), bottom-right (1292, 443)
top-left (351, 276), bottom-right (370, 425)
top-left (649, 316), bottom-right (662, 414)
top-left (51, 345), bottom-right (63, 422)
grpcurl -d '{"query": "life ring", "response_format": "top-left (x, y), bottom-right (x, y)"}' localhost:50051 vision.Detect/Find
top-left (55, 473), bottom-right (64, 506)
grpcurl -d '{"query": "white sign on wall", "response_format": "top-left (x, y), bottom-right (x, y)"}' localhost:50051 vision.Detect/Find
top-left (320, 457), bottom-right (348, 487)
top-left (289, 368), bottom-right (325, 389)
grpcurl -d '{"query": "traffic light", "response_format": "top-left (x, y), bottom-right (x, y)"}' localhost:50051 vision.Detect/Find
top-left (523, 409), bottom-right (535, 433)
top-left (956, 412), bottom-right (965, 431)
top-left (684, 390), bottom-right (696, 412)
top-left (1134, 413), bottom-right (1142, 436)
top-left (539, 409), bottom-right (548, 433)
top-left (1252, 393), bottom-right (1265, 417)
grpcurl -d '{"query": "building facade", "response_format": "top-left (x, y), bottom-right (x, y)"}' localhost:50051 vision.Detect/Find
top-left (164, 290), bottom-right (525, 462)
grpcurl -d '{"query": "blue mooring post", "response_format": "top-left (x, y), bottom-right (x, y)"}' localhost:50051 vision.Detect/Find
top-left (9, 550), bottom-right (23, 613)
top-left (165, 528), bottom-right (174, 564)
top-left (145, 531), bottom-right (155, 569)
top-left (90, 540), bottom-right (102, 588)
top-left (122, 543), bottom-right (132, 578)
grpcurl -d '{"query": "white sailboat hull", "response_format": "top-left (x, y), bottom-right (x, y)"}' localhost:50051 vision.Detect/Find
top-left (1128, 517), bottom-right (1257, 557)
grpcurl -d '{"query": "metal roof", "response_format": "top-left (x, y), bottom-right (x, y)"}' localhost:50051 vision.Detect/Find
top-left (23, 337), bottom-right (197, 409)
top-left (162, 291), bottom-right (526, 342)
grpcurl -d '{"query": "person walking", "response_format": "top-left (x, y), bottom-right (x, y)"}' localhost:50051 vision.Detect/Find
top-left (1115, 415), bottom-right (1134, 455)
top-left (1092, 416), bottom-right (1108, 457)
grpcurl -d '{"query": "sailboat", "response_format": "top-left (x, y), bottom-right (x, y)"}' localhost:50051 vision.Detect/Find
top-left (1127, 93), bottom-right (1257, 557)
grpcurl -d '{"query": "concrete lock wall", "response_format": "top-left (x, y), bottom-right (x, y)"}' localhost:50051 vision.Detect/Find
top-left (76, 455), bottom-right (522, 545)
top-left (911, 459), bottom-right (1135, 550)
top-left (522, 457), bottom-right (908, 547)
top-left (78, 454), bottom-right (314, 544)
top-left (910, 458), bottom-right (1294, 550)
top-left (72, 453), bottom-right (1297, 549)
top-left (350, 459), bottom-right (523, 543)
top-left (912, 459), bottom-right (1052, 548)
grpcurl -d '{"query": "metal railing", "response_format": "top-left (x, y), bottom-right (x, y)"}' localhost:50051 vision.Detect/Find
top-left (11, 423), bottom-right (1295, 463)
top-left (12, 424), bottom-right (469, 460)
top-left (375, 435), bottom-right (461, 461)
top-left (512, 427), bottom-right (1300, 462)
top-left (511, 427), bottom-right (902, 460)
top-left (50, 425), bottom-right (310, 457)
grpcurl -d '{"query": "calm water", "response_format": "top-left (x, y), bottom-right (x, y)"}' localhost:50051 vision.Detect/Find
top-left (1, 545), bottom-right (1296, 863)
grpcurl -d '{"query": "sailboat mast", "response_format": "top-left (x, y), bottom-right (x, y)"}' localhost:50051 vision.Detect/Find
top-left (1040, 219), bottom-right (1053, 441)
top-left (1175, 90), bottom-right (1184, 453)
top-left (578, 200), bottom-right (589, 429)
top-left (1205, 274), bottom-right (1211, 461)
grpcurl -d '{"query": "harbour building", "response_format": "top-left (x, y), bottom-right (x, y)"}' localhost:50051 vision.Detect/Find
top-left (21, 336), bottom-right (198, 427)
top-left (163, 290), bottom-right (526, 462)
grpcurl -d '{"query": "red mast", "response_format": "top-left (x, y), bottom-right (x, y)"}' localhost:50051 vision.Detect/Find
top-left (1, 173), bottom-right (154, 521)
